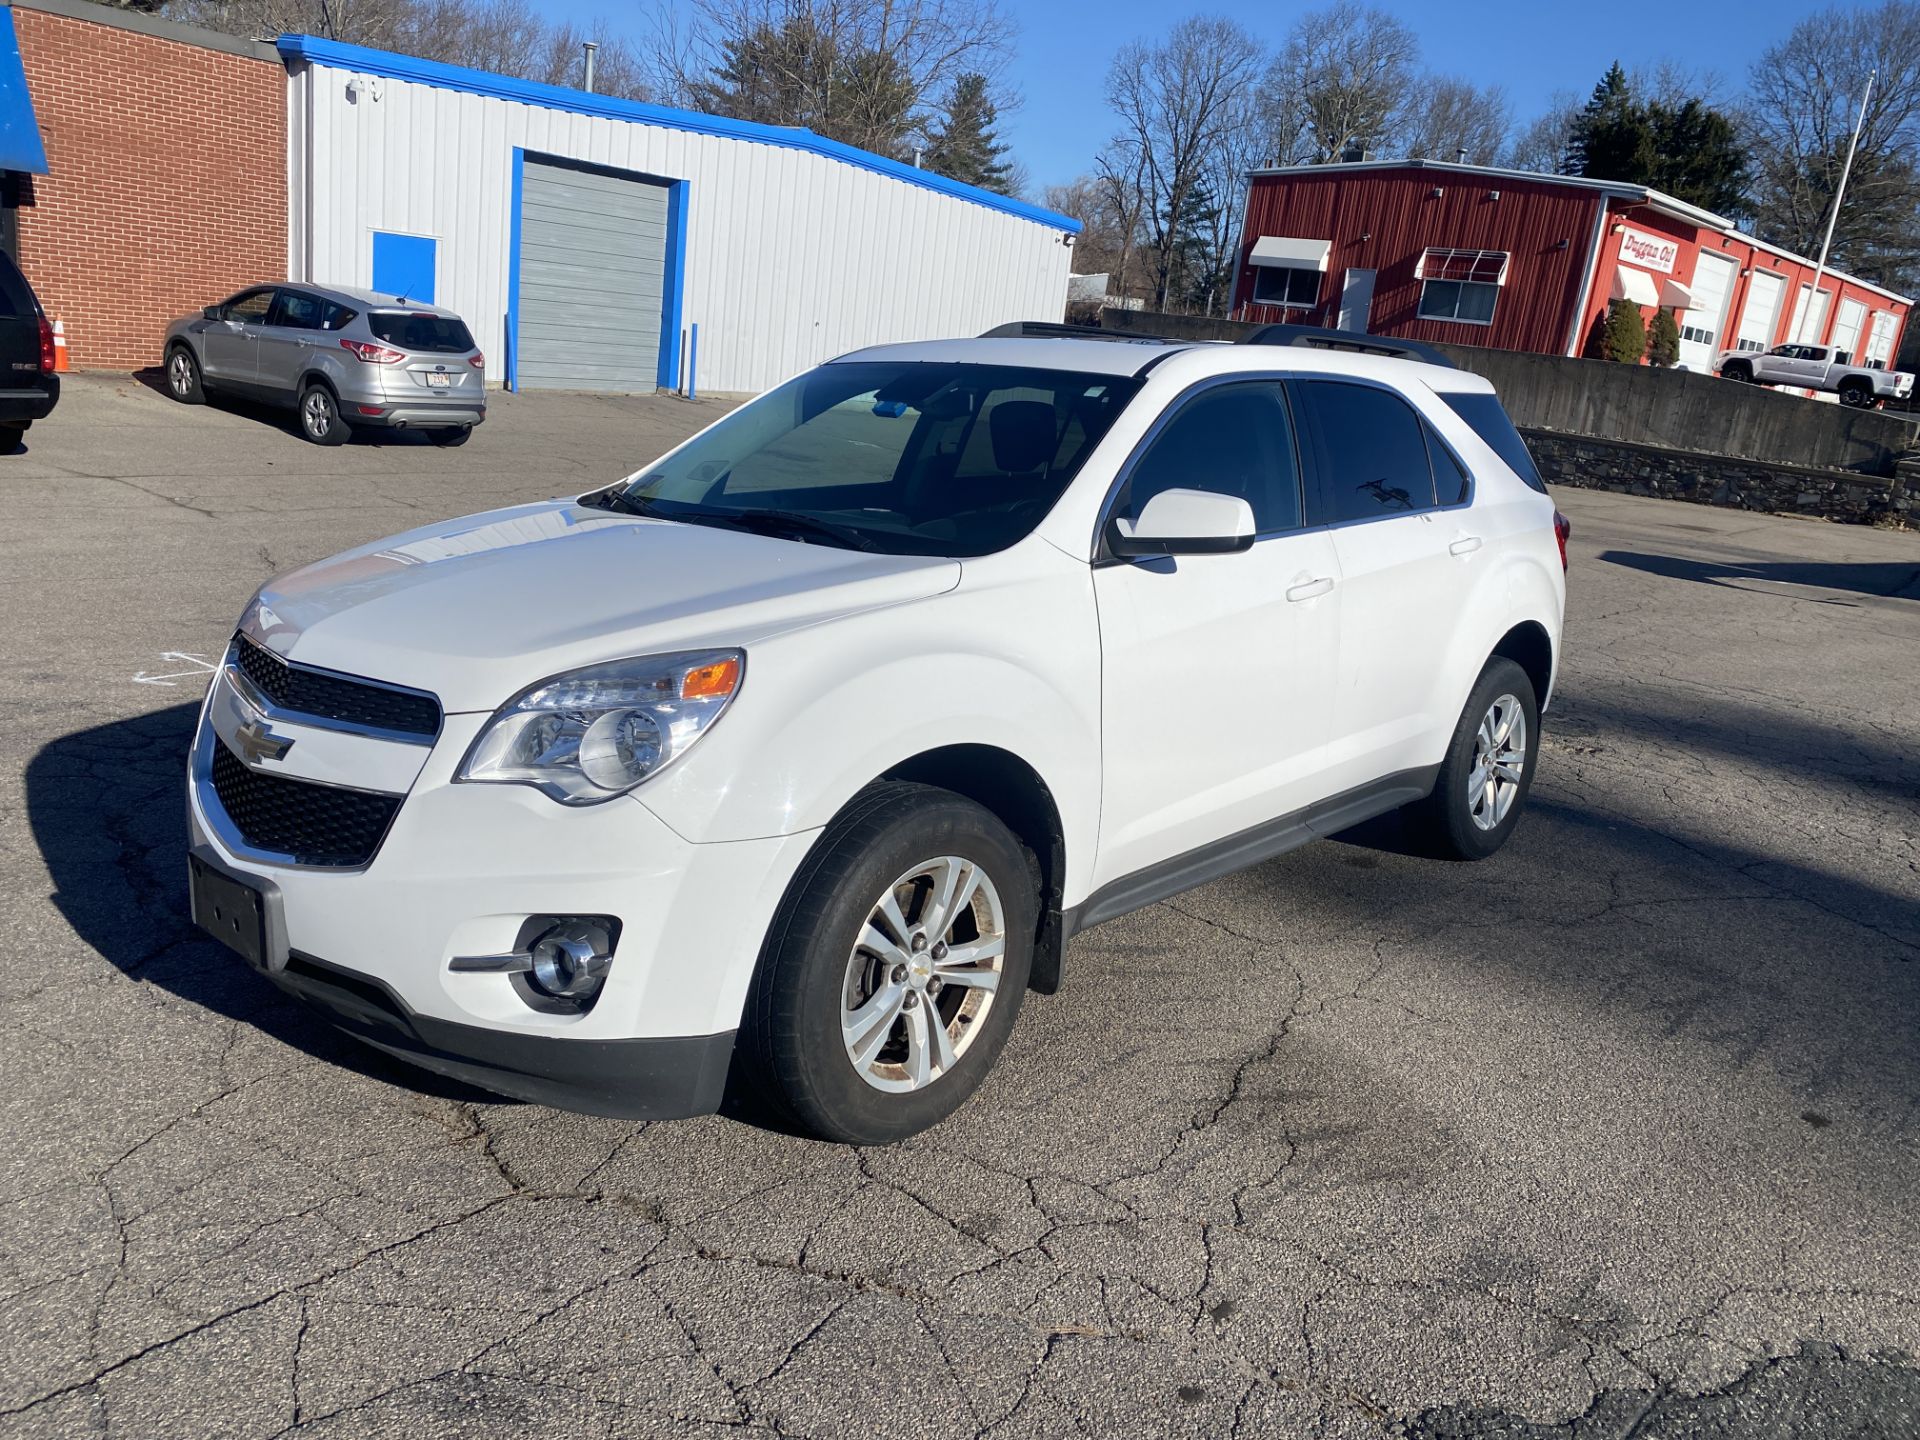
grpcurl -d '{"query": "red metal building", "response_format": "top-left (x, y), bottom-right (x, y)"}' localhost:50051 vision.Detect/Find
top-left (1232, 159), bottom-right (1911, 377)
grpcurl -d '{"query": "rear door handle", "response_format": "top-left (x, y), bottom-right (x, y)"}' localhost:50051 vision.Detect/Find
top-left (1449, 536), bottom-right (1483, 556)
top-left (1286, 577), bottom-right (1334, 602)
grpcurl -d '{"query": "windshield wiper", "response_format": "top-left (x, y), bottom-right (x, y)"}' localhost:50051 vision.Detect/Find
top-left (578, 485), bottom-right (656, 517)
top-left (703, 509), bottom-right (879, 552)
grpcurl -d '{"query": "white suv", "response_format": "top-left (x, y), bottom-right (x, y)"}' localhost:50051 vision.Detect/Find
top-left (187, 326), bottom-right (1567, 1144)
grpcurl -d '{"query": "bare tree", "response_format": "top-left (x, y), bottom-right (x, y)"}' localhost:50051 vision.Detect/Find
top-left (639, 0), bottom-right (1015, 160)
top-left (1267, 2), bottom-right (1417, 164)
top-left (1105, 15), bottom-right (1265, 310)
top-left (1746, 0), bottom-right (1920, 290)
top-left (1401, 77), bottom-right (1510, 165)
top-left (169, 0), bottom-right (652, 96)
top-left (1506, 91), bottom-right (1581, 173)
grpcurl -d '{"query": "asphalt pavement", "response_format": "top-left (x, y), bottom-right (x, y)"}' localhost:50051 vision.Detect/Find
top-left (1, 375), bottom-right (1916, 1438)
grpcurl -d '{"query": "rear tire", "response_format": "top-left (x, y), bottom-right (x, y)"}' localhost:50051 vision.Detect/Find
top-left (166, 345), bottom-right (205, 404)
top-left (1838, 379), bottom-right (1875, 408)
top-left (427, 426), bottom-right (471, 447)
top-left (1403, 657), bottom-right (1540, 861)
top-left (0, 422), bottom-right (25, 452)
top-left (298, 382), bottom-right (349, 446)
top-left (737, 782), bottom-right (1035, 1145)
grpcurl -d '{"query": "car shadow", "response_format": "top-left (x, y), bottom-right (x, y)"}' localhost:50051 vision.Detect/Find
top-left (127, 367), bottom-right (449, 447)
top-left (1599, 549), bottom-right (1920, 602)
top-left (24, 701), bottom-right (506, 1105)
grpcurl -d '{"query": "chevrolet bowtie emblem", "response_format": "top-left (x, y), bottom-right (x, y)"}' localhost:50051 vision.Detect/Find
top-left (232, 717), bottom-right (293, 765)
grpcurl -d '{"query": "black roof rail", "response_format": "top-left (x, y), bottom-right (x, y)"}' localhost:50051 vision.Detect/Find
top-left (979, 320), bottom-right (1184, 344)
top-left (1236, 323), bottom-right (1456, 369)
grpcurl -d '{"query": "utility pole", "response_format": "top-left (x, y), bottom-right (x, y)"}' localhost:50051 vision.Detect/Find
top-left (582, 40), bottom-right (598, 94)
top-left (1795, 68), bottom-right (1875, 343)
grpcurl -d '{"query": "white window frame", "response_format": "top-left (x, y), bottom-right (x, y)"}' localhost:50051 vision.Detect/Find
top-left (1417, 278), bottom-right (1499, 325)
top-left (1415, 248), bottom-right (1510, 285)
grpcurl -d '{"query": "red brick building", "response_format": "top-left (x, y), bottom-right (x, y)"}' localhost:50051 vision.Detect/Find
top-left (5, 0), bottom-right (285, 371)
top-left (1232, 160), bottom-right (1910, 377)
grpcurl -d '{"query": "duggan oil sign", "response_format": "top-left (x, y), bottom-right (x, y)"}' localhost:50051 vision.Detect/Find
top-left (1618, 226), bottom-right (1679, 274)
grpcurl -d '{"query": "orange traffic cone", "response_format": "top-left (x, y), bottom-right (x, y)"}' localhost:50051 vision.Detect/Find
top-left (50, 319), bottom-right (68, 372)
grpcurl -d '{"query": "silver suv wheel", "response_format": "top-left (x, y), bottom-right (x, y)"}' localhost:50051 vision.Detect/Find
top-left (840, 854), bottom-right (1006, 1094)
top-left (168, 351), bottom-right (194, 396)
top-left (1468, 693), bottom-right (1527, 832)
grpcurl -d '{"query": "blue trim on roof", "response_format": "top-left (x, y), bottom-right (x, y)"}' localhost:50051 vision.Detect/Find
top-left (0, 11), bottom-right (48, 176)
top-left (277, 34), bottom-right (1079, 234)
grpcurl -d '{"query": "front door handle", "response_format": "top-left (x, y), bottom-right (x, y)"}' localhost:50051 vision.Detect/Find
top-left (1449, 536), bottom-right (1483, 556)
top-left (1286, 577), bottom-right (1334, 602)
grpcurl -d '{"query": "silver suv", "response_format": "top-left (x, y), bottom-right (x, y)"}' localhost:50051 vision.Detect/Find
top-left (163, 284), bottom-right (486, 446)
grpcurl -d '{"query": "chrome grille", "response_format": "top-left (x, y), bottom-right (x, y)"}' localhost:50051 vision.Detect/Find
top-left (233, 633), bottom-right (440, 738)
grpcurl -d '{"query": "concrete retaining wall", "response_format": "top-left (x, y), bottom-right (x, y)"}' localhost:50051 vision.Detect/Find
top-left (1525, 430), bottom-right (1913, 527)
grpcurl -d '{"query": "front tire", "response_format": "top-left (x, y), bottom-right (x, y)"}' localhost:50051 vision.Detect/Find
top-left (299, 382), bottom-right (349, 445)
top-left (167, 345), bottom-right (205, 404)
top-left (1720, 362), bottom-right (1752, 382)
top-left (738, 783), bottom-right (1035, 1145)
top-left (1404, 657), bottom-right (1540, 861)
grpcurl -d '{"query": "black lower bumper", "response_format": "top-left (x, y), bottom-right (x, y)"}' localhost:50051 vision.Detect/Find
top-left (0, 378), bottom-right (58, 424)
top-left (269, 950), bottom-right (735, 1121)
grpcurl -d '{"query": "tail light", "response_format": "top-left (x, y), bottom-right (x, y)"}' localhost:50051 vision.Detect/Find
top-left (36, 315), bottom-right (53, 374)
top-left (469, 351), bottom-right (485, 368)
top-left (340, 338), bottom-right (406, 364)
top-left (1552, 510), bottom-right (1571, 571)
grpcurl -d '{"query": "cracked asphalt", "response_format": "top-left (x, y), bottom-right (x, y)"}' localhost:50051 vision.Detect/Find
top-left (2, 375), bottom-right (1918, 1438)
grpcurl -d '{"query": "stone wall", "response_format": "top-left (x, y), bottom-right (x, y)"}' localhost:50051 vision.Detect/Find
top-left (1524, 430), bottom-right (1914, 527)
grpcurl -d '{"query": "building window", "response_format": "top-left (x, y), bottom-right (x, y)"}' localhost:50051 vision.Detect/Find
top-left (1414, 248), bottom-right (1507, 326)
top-left (1252, 264), bottom-right (1321, 308)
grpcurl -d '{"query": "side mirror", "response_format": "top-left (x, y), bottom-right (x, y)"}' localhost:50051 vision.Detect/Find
top-left (202, 305), bottom-right (223, 321)
top-left (1108, 488), bottom-right (1256, 558)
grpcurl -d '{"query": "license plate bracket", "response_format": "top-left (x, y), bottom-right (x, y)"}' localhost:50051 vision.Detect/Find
top-left (189, 850), bottom-right (288, 973)
top-left (425, 372), bottom-right (451, 388)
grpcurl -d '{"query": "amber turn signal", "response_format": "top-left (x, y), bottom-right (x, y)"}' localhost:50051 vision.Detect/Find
top-left (680, 656), bottom-right (741, 700)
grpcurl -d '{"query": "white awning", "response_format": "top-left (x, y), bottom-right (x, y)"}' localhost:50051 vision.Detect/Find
top-left (1658, 277), bottom-right (1695, 310)
top-left (1250, 235), bottom-right (1331, 271)
top-left (1611, 265), bottom-right (1660, 306)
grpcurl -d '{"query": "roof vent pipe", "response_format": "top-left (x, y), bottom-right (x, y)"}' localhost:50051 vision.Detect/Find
top-left (582, 40), bottom-right (598, 94)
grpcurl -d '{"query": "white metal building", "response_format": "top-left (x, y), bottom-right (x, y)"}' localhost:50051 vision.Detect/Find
top-left (281, 37), bottom-right (1078, 394)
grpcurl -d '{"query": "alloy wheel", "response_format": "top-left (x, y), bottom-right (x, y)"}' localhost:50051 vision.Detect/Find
top-left (302, 390), bottom-right (333, 438)
top-left (1467, 693), bottom-right (1527, 831)
top-left (168, 351), bottom-right (193, 395)
top-left (840, 855), bottom-right (1006, 1094)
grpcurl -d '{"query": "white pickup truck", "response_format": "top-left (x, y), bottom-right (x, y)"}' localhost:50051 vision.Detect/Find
top-left (1716, 342), bottom-right (1915, 407)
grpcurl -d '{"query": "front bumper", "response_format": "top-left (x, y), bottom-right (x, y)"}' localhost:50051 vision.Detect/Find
top-left (273, 945), bottom-right (735, 1119)
top-left (187, 667), bottom-right (818, 1118)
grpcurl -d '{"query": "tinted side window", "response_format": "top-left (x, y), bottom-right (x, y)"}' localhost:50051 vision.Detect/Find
top-left (1424, 425), bottom-right (1471, 506)
top-left (268, 290), bottom-right (326, 329)
top-left (224, 290), bottom-right (274, 323)
top-left (321, 302), bottom-right (358, 331)
top-left (1301, 381), bottom-right (1436, 523)
top-left (0, 252), bottom-right (39, 317)
top-left (1119, 382), bottom-right (1301, 533)
top-left (1439, 392), bottom-right (1544, 493)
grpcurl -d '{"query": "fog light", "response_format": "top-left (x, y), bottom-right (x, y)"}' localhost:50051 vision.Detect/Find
top-left (530, 930), bottom-right (607, 998)
top-left (448, 914), bottom-right (618, 1013)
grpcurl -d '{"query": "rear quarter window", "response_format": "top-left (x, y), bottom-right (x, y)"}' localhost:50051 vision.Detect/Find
top-left (1439, 391), bottom-right (1546, 494)
top-left (0, 253), bottom-right (42, 318)
top-left (367, 312), bottom-right (474, 353)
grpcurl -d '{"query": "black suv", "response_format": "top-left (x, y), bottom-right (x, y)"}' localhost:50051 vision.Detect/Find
top-left (0, 250), bottom-right (57, 448)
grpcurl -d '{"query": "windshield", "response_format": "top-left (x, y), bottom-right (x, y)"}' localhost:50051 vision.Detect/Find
top-left (604, 361), bottom-right (1143, 556)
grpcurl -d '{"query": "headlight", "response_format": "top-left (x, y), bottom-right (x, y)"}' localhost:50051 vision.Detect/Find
top-left (458, 650), bottom-right (743, 804)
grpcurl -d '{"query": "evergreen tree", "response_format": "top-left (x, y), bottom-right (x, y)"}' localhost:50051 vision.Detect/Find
top-left (1646, 308), bottom-right (1681, 367)
top-left (690, 17), bottom-right (916, 158)
top-left (1564, 64), bottom-right (1750, 214)
top-left (923, 73), bottom-right (1014, 193)
top-left (1600, 299), bottom-right (1648, 364)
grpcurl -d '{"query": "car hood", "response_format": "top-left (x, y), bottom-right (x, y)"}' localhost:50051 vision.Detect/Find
top-left (245, 500), bottom-right (961, 712)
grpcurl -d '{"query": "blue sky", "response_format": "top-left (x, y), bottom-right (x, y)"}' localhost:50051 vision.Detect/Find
top-left (543, 0), bottom-right (1814, 192)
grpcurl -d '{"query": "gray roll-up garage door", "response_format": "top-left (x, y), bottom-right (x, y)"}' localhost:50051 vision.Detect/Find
top-left (516, 160), bottom-right (669, 391)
